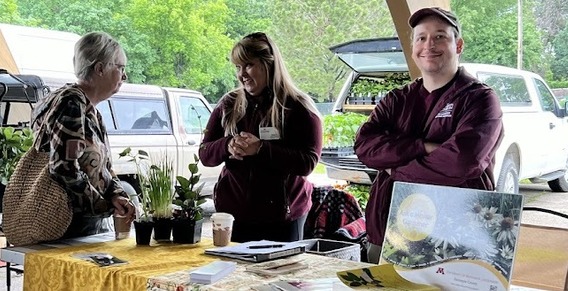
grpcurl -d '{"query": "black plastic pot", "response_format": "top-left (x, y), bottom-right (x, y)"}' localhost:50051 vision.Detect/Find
top-left (133, 220), bottom-right (154, 245)
top-left (153, 218), bottom-right (173, 242)
top-left (172, 218), bottom-right (203, 244)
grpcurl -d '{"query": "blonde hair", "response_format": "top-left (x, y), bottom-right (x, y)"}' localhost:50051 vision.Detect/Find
top-left (222, 32), bottom-right (320, 137)
top-left (73, 32), bottom-right (126, 81)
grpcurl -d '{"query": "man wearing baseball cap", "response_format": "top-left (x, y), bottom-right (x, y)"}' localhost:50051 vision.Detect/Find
top-left (354, 7), bottom-right (504, 263)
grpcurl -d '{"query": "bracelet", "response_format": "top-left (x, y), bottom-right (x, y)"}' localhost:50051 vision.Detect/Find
top-left (256, 141), bottom-right (263, 155)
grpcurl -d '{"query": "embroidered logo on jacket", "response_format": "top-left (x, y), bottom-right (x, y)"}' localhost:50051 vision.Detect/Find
top-left (435, 103), bottom-right (453, 118)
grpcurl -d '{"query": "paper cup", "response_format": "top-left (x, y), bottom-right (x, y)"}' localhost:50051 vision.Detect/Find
top-left (211, 212), bottom-right (234, 247)
top-left (113, 215), bottom-right (132, 240)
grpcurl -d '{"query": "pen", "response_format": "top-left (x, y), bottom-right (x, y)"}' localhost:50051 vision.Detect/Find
top-left (247, 244), bottom-right (285, 249)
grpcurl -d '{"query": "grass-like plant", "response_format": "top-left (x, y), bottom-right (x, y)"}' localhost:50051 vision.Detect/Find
top-left (147, 156), bottom-right (174, 219)
top-left (119, 147), bottom-right (175, 221)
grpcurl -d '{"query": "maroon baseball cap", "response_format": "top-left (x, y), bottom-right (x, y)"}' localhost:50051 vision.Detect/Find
top-left (408, 7), bottom-right (461, 34)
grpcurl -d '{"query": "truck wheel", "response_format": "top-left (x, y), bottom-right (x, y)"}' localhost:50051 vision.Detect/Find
top-left (496, 156), bottom-right (519, 194)
top-left (548, 171), bottom-right (568, 192)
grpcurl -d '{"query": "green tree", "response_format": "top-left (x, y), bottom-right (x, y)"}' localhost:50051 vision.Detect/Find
top-left (533, 0), bottom-right (568, 83)
top-left (269, 0), bottom-right (395, 102)
top-left (16, 0), bottom-right (155, 84)
top-left (551, 25), bottom-right (568, 80)
top-left (225, 0), bottom-right (271, 39)
top-left (534, 0), bottom-right (568, 45)
top-left (0, 0), bottom-right (19, 23)
top-left (16, 0), bottom-right (236, 101)
top-left (453, 0), bottom-right (545, 74)
top-left (126, 0), bottom-right (234, 101)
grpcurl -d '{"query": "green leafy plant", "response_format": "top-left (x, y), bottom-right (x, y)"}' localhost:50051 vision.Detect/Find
top-left (344, 184), bottom-right (371, 210)
top-left (0, 127), bottom-right (34, 185)
top-left (322, 112), bottom-right (367, 148)
top-left (173, 154), bottom-right (207, 221)
top-left (351, 73), bottom-right (411, 96)
top-left (119, 147), bottom-right (151, 221)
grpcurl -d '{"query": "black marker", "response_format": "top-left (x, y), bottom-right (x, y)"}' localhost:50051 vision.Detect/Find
top-left (247, 244), bottom-right (285, 249)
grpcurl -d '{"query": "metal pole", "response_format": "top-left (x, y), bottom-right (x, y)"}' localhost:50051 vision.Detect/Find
top-left (517, 0), bottom-right (523, 69)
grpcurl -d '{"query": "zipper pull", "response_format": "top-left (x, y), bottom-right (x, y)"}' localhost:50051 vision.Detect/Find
top-left (286, 205), bottom-right (291, 214)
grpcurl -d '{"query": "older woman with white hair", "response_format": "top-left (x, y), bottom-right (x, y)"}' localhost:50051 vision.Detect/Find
top-left (30, 31), bottom-right (135, 238)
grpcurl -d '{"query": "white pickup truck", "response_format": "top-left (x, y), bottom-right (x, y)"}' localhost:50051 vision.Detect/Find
top-left (0, 74), bottom-right (222, 197)
top-left (0, 23), bottom-right (222, 196)
top-left (322, 38), bottom-right (568, 193)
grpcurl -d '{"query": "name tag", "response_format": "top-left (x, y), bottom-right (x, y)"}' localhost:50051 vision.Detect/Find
top-left (259, 127), bottom-right (280, 140)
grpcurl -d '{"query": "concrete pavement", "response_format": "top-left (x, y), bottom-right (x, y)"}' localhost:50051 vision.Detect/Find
top-left (517, 183), bottom-right (568, 228)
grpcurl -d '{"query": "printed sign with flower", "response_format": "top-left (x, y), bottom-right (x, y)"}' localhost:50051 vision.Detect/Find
top-left (380, 182), bottom-right (524, 291)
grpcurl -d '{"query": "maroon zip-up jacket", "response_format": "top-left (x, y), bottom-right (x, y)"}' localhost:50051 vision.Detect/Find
top-left (354, 67), bottom-right (504, 245)
top-left (199, 92), bottom-right (322, 223)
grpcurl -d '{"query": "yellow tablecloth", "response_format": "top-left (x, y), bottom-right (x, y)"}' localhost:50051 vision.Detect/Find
top-left (24, 238), bottom-right (217, 290)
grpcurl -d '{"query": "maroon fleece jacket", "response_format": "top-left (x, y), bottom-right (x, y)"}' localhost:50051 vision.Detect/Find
top-left (354, 67), bottom-right (504, 245)
top-left (199, 92), bottom-right (322, 223)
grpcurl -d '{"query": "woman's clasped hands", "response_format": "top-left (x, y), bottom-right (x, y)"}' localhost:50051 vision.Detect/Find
top-left (228, 132), bottom-right (262, 160)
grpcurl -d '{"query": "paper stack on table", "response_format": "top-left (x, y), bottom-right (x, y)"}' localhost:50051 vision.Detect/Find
top-left (189, 260), bottom-right (237, 284)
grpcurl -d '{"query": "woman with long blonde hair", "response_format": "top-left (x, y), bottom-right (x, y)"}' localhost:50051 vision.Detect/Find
top-left (199, 32), bottom-right (322, 242)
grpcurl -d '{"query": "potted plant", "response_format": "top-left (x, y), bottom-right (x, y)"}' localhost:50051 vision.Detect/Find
top-left (322, 112), bottom-right (367, 157)
top-left (0, 126), bottom-right (34, 212)
top-left (119, 148), bottom-right (176, 244)
top-left (172, 154), bottom-right (207, 244)
top-left (348, 72), bottom-right (411, 105)
top-left (146, 156), bottom-right (175, 242)
top-left (119, 147), bottom-right (154, 245)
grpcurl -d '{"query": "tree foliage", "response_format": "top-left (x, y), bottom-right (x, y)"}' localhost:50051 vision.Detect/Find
top-left (269, 0), bottom-right (395, 102)
top-left (453, 0), bottom-right (545, 74)
top-left (551, 25), bottom-right (568, 80)
top-left (11, 0), bottom-right (239, 101)
top-left (1, 0), bottom-right (567, 101)
top-left (0, 0), bottom-right (19, 23)
top-left (225, 0), bottom-right (271, 39)
top-left (534, 0), bottom-right (568, 45)
top-left (535, 0), bottom-right (568, 82)
top-left (125, 0), bottom-right (234, 100)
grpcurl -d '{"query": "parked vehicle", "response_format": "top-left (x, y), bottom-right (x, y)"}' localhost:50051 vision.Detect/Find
top-left (322, 38), bottom-right (568, 193)
top-left (1, 74), bottom-right (221, 197)
top-left (0, 23), bottom-right (222, 196)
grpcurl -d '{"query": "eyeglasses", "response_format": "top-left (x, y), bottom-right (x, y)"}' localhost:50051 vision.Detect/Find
top-left (108, 63), bottom-right (126, 74)
top-left (244, 32), bottom-right (273, 54)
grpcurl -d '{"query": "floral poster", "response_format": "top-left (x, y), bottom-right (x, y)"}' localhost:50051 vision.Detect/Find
top-left (380, 182), bottom-right (524, 291)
